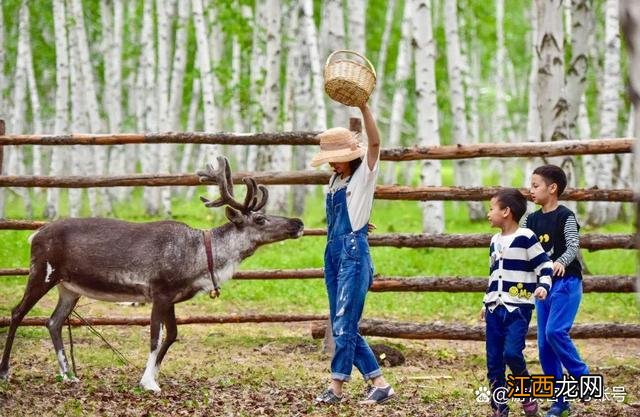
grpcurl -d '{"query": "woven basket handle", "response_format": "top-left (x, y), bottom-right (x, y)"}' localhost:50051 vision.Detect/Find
top-left (325, 49), bottom-right (377, 79)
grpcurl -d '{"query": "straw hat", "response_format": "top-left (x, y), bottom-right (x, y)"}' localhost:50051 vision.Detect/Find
top-left (310, 127), bottom-right (366, 167)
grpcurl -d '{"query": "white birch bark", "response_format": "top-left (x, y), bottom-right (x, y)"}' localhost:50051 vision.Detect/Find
top-left (157, 0), bottom-right (173, 217)
top-left (206, 2), bottom-right (224, 131)
top-left (566, 0), bottom-right (594, 135)
top-left (301, 0), bottom-right (327, 131)
top-left (69, 28), bottom-right (89, 218)
top-left (45, 0), bottom-right (71, 219)
top-left (169, 0), bottom-right (190, 130)
top-left (230, 34), bottom-right (244, 164)
top-left (9, 1), bottom-right (32, 217)
top-left (257, 0), bottom-right (288, 213)
top-left (413, 0), bottom-right (444, 233)
top-left (245, 4), bottom-right (264, 171)
top-left (525, 3), bottom-right (541, 194)
top-left (492, 0), bottom-right (511, 186)
top-left (370, 0), bottom-right (396, 116)
top-left (192, 0), bottom-right (218, 186)
top-left (444, 0), bottom-right (483, 220)
top-left (321, 0), bottom-right (348, 129)
top-left (287, 3), bottom-right (311, 216)
top-left (346, 0), bottom-right (366, 54)
top-left (70, 0), bottom-right (110, 216)
top-left (103, 0), bottom-right (128, 201)
top-left (587, 0), bottom-right (619, 225)
top-left (183, 78), bottom-right (202, 201)
top-left (384, 0), bottom-right (412, 184)
top-left (140, 0), bottom-right (160, 214)
top-left (21, 11), bottom-right (42, 179)
top-left (0, 3), bottom-right (5, 123)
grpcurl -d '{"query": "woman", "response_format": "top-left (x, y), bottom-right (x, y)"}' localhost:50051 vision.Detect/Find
top-left (311, 104), bottom-right (394, 405)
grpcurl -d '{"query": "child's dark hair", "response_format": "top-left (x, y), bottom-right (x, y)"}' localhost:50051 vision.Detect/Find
top-left (493, 188), bottom-right (527, 222)
top-left (533, 164), bottom-right (567, 196)
top-left (349, 157), bottom-right (363, 173)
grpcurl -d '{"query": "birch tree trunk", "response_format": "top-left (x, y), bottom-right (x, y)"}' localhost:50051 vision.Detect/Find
top-left (256, 0), bottom-right (288, 213)
top-left (301, 0), bottom-right (327, 131)
top-left (413, 0), bottom-right (444, 234)
top-left (321, 0), bottom-right (348, 129)
top-left (183, 78), bottom-right (202, 201)
top-left (536, 0), bottom-right (569, 142)
top-left (566, 0), bottom-right (594, 135)
top-left (23, 16), bottom-right (42, 178)
top-left (192, 0), bottom-right (218, 179)
top-left (230, 33), bottom-right (244, 164)
top-left (103, 0), bottom-right (127, 202)
top-left (140, 0), bottom-right (160, 214)
top-left (370, 0), bottom-right (396, 117)
top-left (444, 0), bottom-right (483, 221)
top-left (587, 0), bottom-right (619, 225)
top-left (287, 3), bottom-right (312, 216)
top-left (45, 0), bottom-right (71, 219)
top-left (9, 1), bottom-right (32, 217)
top-left (157, 0), bottom-right (173, 217)
top-left (384, 0), bottom-right (412, 184)
top-left (246, 3), bottom-right (266, 171)
top-left (70, 0), bottom-right (111, 216)
top-left (525, 2), bottom-right (541, 189)
top-left (0, 2), bottom-right (5, 123)
top-left (492, 0), bottom-right (511, 186)
top-left (346, 0), bottom-right (366, 54)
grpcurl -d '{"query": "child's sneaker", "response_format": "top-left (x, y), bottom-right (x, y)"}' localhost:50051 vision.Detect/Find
top-left (544, 404), bottom-right (570, 417)
top-left (314, 388), bottom-right (342, 405)
top-left (522, 399), bottom-right (539, 416)
top-left (358, 384), bottom-right (395, 404)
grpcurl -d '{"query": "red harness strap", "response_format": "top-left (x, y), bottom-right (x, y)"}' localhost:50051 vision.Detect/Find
top-left (203, 229), bottom-right (220, 298)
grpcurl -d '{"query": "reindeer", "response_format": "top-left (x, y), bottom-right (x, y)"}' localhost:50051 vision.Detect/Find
top-left (0, 156), bottom-right (304, 392)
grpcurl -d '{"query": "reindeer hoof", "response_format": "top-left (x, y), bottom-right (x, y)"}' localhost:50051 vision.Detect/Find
top-left (140, 380), bottom-right (161, 393)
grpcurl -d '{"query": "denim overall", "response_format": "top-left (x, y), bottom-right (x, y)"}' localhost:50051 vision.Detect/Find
top-left (324, 175), bottom-right (381, 382)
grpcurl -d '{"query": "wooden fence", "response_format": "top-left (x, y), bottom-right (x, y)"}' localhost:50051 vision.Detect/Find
top-left (0, 120), bottom-right (637, 339)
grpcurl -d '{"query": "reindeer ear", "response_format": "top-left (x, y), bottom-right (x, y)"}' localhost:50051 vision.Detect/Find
top-left (225, 206), bottom-right (244, 226)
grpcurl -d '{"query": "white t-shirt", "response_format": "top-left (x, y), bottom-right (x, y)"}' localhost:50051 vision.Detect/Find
top-left (328, 161), bottom-right (379, 231)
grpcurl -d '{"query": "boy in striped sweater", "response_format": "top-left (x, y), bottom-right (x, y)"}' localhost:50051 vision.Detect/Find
top-left (481, 188), bottom-right (553, 417)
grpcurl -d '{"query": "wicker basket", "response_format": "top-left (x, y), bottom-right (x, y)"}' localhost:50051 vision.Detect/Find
top-left (324, 50), bottom-right (376, 107)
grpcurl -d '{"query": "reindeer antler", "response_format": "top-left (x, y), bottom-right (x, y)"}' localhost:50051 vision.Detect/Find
top-left (197, 156), bottom-right (269, 213)
top-left (197, 156), bottom-right (245, 212)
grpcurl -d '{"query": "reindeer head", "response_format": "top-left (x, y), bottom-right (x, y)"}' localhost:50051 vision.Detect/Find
top-left (197, 157), bottom-right (304, 246)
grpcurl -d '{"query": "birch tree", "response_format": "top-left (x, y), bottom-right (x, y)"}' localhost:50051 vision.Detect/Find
top-left (45, 0), bottom-right (71, 219)
top-left (346, 0), bottom-right (366, 54)
top-left (384, 0), bottom-right (412, 184)
top-left (192, 0), bottom-right (218, 171)
top-left (256, 0), bottom-right (289, 213)
top-left (492, 0), bottom-right (512, 185)
top-left (301, 0), bottom-right (327, 131)
top-left (0, 3), bottom-right (5, 123)
top-left (370, 0), bottom-right (397, 116)
top-left (157, 0), bottom-right (173, 217)
top-left (536, 0), bottom-right (569, 142)
top-left (321, 0), bottom-right (348, 129)
top-left (444, 0), bottom-right (484, 220)
top-left (9, 1), bottom-right (32, 217)
top-left (413, 0), bottom-right (444, 233)
top-left (525, 3), bottom-right (541, 188)
top-left (587, 0), bottom-right (619, 225)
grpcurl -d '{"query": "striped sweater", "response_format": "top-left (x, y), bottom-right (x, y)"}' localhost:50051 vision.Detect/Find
top-left (483, 227), bottom-right (553, 311)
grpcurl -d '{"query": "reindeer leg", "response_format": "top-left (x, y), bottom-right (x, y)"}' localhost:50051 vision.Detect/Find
top-left (46, 286), bottom-right (80, 382)
top-left (0, 262), bottom-right (58, 380)
top-left (153, 303), bottom-right (177, 369)
top-left (139, 300), bottom-right (173, 392)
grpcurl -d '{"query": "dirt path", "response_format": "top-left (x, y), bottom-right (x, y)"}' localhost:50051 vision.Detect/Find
top-left (0, 323), bottom-right (638, 416)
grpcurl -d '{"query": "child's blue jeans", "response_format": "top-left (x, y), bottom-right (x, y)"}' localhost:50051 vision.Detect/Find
top-left (486, 304), bottom-right (532, 412)
top-left (536, 276), bottom-right (589, 407)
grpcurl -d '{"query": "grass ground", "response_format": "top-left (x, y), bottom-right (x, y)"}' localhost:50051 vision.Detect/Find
top-left (0, 185), bottom-right (638, 415)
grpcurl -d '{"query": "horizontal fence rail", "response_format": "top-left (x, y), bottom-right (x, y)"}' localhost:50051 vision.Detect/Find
top-left (2, 315), bottom-right (638, 340)
top-left (310, 320), bottom-right (640, 340)
top-left (0, 220), bottom-right (632, 250)
top-left (0, 133), bottom-right (632, 160)
top-left (0, 314), bottom-right (327, 328)
top-left (0, 174), bottom-right (633, 201)
top-left (0, 269), bottom-right (635, 292)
